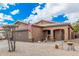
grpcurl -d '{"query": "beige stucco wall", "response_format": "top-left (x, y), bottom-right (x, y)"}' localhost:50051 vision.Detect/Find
top-left (32, 26), bottom-right (43, 42)
top-left (69, 27), bottom-right (73, 39)
top-left (15, 23), bottom-right (28, 30)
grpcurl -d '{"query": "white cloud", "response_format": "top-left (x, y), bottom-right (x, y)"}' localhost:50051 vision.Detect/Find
top-left (0, 13), bottom-right (8, 26)
top-left (0, 13), bottom-right (13, 21)
top-left (0, 22), bottom-right (8, 27)
top-left (0, 3), bottom-right (16, 10)
top-left (24, 3), bottom-right (79, 24)
top-left (11, 9), bottom-right (20, 15)
top-left (0, 13), bottom-right (4, 21)
top-left (0, 13), bottom-right (13, 26)
top-left (3, 15), bottom-right (13, 21)
top-left (0, 3), bottom-right (9, 10)
top-left (2, 22), bottom-right (8, 25)
top-left (64, 12), bottom-right (79, 24)
top-left (0, 3), bottom-right (15, 26)
top-left (8, 3), bottom-right (16, 6)
top-left (24, 3), bottom-right (68, 23)
top-left (63, 4), bottom-right (79, 24)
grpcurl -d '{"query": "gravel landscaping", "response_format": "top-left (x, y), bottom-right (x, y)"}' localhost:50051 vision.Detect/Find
top-left (0, 40), bottom-right (79, 56)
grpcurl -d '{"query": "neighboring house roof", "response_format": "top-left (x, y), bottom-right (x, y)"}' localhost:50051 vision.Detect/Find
top-left (0, 28), bottom-right (5, 33)
top-left (0, 28), bottom-right (4, 30)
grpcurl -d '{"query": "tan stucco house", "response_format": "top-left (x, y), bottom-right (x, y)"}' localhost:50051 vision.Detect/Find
top-left (13, 20), bottom-right (73, 42)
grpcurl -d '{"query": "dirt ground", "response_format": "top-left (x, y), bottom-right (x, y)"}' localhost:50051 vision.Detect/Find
top-left (0, 40), bottom-right (79, 56)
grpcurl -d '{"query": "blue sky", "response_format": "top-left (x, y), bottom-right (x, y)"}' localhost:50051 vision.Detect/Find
top-left (0, 3), bottom-right (40, 24)
top-left (0, 3), bottom-right (79, 26)
top-left (52, 14), bottom-right (68, 22)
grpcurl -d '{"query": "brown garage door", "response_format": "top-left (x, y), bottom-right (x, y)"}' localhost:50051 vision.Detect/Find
top-left (54, 29), bottom-right (64, 41)
top-left (13, 30), bottom-right (29, 42)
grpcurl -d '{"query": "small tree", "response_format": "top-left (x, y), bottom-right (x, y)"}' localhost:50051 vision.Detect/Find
top-left (3, 24), bottom-right (18, 52)
top-left (73, 20), bottom-right (79, 32)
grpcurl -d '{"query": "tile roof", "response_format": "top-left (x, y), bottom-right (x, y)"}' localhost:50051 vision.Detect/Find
top-left (14, 20), bottom-right (73, 29)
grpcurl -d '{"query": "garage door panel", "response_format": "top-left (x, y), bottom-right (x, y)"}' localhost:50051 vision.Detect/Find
top-left (13, 30), bottom-right (29, 42)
